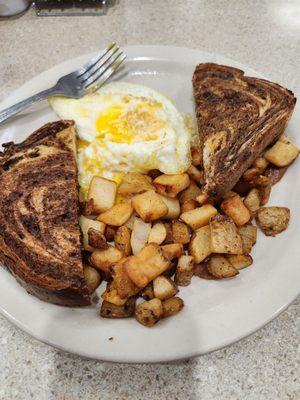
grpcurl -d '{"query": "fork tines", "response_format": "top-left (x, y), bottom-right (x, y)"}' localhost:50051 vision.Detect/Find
top-left (77, 43), bottom-right (126, 91)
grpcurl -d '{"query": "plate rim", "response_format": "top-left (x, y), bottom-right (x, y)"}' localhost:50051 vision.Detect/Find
top-left (0, 45), bottom-right (299, 363)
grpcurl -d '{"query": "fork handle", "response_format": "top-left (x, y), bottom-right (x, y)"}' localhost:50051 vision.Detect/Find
top-left (0, 86), bottom-right (60, 124)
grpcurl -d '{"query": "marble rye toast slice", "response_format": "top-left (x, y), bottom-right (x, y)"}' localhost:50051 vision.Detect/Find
top-left (193, 63), bottom-right (296, 197)
top-left (0, 121), bottom-right (90, 306)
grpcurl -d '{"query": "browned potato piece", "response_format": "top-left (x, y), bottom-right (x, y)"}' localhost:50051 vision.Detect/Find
top-left (88, 228), bottom-right (109, 250)
top-left (238, 224), bottom-right (257, 253)
top-left (256, 207), bottom-right (290, 236)
top-left (114, 226), bottom-right (132, 256)
top-left (264, 136), bottom-right (299, 167)
top-left (227, 254), bottom-right (253, 270)
top-left (187, 165), bottom-right (205, 185)
top-left (163, 222), bottom-right (173, 244)
top-left (210, 215), bottom-right (243, 254)
top-left (90, 246), bottom-right (123, 273)
top-left (244, 188), bottom-right (261, 214)
top-left (84, 265), bottom-right (101, 294)
top-left (117, 172), bottom-right (153, 197)
top-left (264, 165), bottom-right (288, 185)
top-left (194, 263), bottom-right (214, 280)
top-left (180, 204), bottom-right (218, 230)
top-left (172, 220), bottom-right (190, 244)
top-left (258, 184), bottom-right (272, 206)
top-left (125, 243), bottom-right (170, 288)
top-left (153, 173), bottom-right (190, 198)
top-left (153, 276), bottom-right (178, 300)
top-left (175, 255), bottom-right (194, 286)
top-left (243, 168), bottom-right (261, 182)
top-left (111, 260), bottom-right (139, 299)
top-left (181, 199), bottom-right (198, 213)
top-left (100, 298), bottom-right (136, 318)
top-left (79, 216), bottom-right (106, 252)
top-left (161, 243), bottom-right (184, 261)
top-left (250, 175), bottom-right (270, 187)
top-left (207, 255), bottom-right (239, 278)
top-left (191, 146), bottom-right (202, 166)
top-left (158, 195), bottom-right (181, 219)
top-left (252, 157), bottom-right (269, 173)
top-left (140, 284), bottom-right (154, 300)
top-left (196, 193), bottom-right (210, 206)
top-left (221, 195), bottom-right (251, 226)
top-left (101, 282), bottom-right (127, 306)
top-left (189, 225), bottom-right (211, 263)
top-left (88, 176), bottom-right (117, 213)
top-left (132, 190), bottom-right (168, 222)
top-left (162, 297), bottom-right (184, 318)
top-left (148, 222), bottom-right (167, 245)
top-left (130, 217), bottom-right (151, 254)
top-left (104, 225), bottom-right (117, 241)
top-left (178, 180), bottom-right (202, 204)
top-left (135, 298), bottom-right (163, 327)
top-left (97, 202), bottom-right (133, 226)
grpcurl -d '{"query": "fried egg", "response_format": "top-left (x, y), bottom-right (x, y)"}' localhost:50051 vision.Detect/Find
top-left (49, 82), bottom-right (191, 196)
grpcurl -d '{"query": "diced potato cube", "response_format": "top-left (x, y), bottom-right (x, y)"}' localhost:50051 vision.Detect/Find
top-left (114, 226), bottom-right (132, 256)
top-left (101, 282), bottom-right (127, 306)
top-left (180, 204), bottom-right (218, 230)
top-left (243, 167), bottom-right (261, 182)
top-left (79, 215), bottom-right (105, 252)
top-left (189, 225), bottom-right (211, 263)
top-left (130, 217), bottom-right (151, 255)
top-left (153, 276), bottom-right (178, 300)
top-left (258, 185), bottom-right (272, 206)
top-left (181, 199), bottom-right (198, 213)
top-left (90, 246), bottom-right (123, 273)
top-left (87, 176), bottom-right (117, 212)
top-left (88, 228), bottom-right (109, 250)
top-left (244, 188), bottom-right (261, 214)
top-left (83, 265), bottom-right (101, 294)
top-left (178, 180), bottom-right (202, 204)
top-left (191, 146), bottom-right (202, 166)
top-left (161, 243), bottom-right (184, 260)
top-left (148, 222), bottom-right (167, 245)
top-left (193, 263), bottom-right (214, 280)
top-left (210, 215), bottom-right (243, 254)
top-left (135, 298), bottom-right (163, 327)
top-left (111, 260), bottom-right (139, 299)
top-left (97, 202), bottom-right (133, 226)
top-left (221, 195), bottom-right (251, 226)
top-left (227, 254), bottom-right (253, 270)
top-left (100, 298), bottom-right (136, 318)
top-left (207, 255), bottom-right (239, 278)
top-left (124, 212), bottom-right (137, 230)
top-left (264, 136), bottom-right (299, 167)
top-left (132, 190), bottom-right (168, 222)
top-left (187, 165), bottom-right (205, 185)
top-left (158, 195), bottom-right (181, 219)
top-left (140, 284), bottom-right (154, 300)
top-left (163, 222), bottom-right (173, 244)
top-left (172, 220), bottom-right (190, 244)
top-left (125, 243), bottom-right (170, 287)
top-left (175, 255), bottom-right (194, 286)
top-left (153, 173), bottom-right (190, 198)
top-left (238, 224), bottom-right (257, 253)
top-left (256, 206), bottom-right (290, 236)
top-left (196, 193), bottom-right (210, 206)
top-left (162, 297), bottom-right (184, 318)
top-left (252, 157), bottom-right (269, 172)
top-left (117, 172), bottom-right (153, 197)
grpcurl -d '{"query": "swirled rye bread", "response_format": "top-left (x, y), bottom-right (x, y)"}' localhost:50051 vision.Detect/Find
top-left (0, 121), bottom-right (90, 306)
top-left (193, 63), bottom-right (296, 197)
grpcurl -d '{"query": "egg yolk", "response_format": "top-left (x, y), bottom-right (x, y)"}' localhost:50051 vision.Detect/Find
top-left (95, 100), bottom-right (165, 144)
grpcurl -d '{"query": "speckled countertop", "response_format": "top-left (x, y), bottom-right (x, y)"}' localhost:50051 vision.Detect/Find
top-left (0, 1), bottom-right (299, 399)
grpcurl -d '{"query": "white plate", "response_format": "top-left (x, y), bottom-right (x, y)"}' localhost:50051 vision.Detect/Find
top-left (0, 46), bottom-right (299, 363)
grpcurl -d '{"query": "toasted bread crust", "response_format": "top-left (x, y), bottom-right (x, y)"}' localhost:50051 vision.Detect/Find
top-left (0, 121), bottom-right (90, 306)
top-left (193, 63), bottom-right (296, 197)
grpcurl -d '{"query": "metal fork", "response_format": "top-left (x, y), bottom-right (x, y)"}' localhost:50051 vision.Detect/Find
top-left (0, 43), bottom-right (126, 124)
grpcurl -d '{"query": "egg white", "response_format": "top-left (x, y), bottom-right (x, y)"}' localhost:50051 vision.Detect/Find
top-left (49, 82), bottom-right (191, 195)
